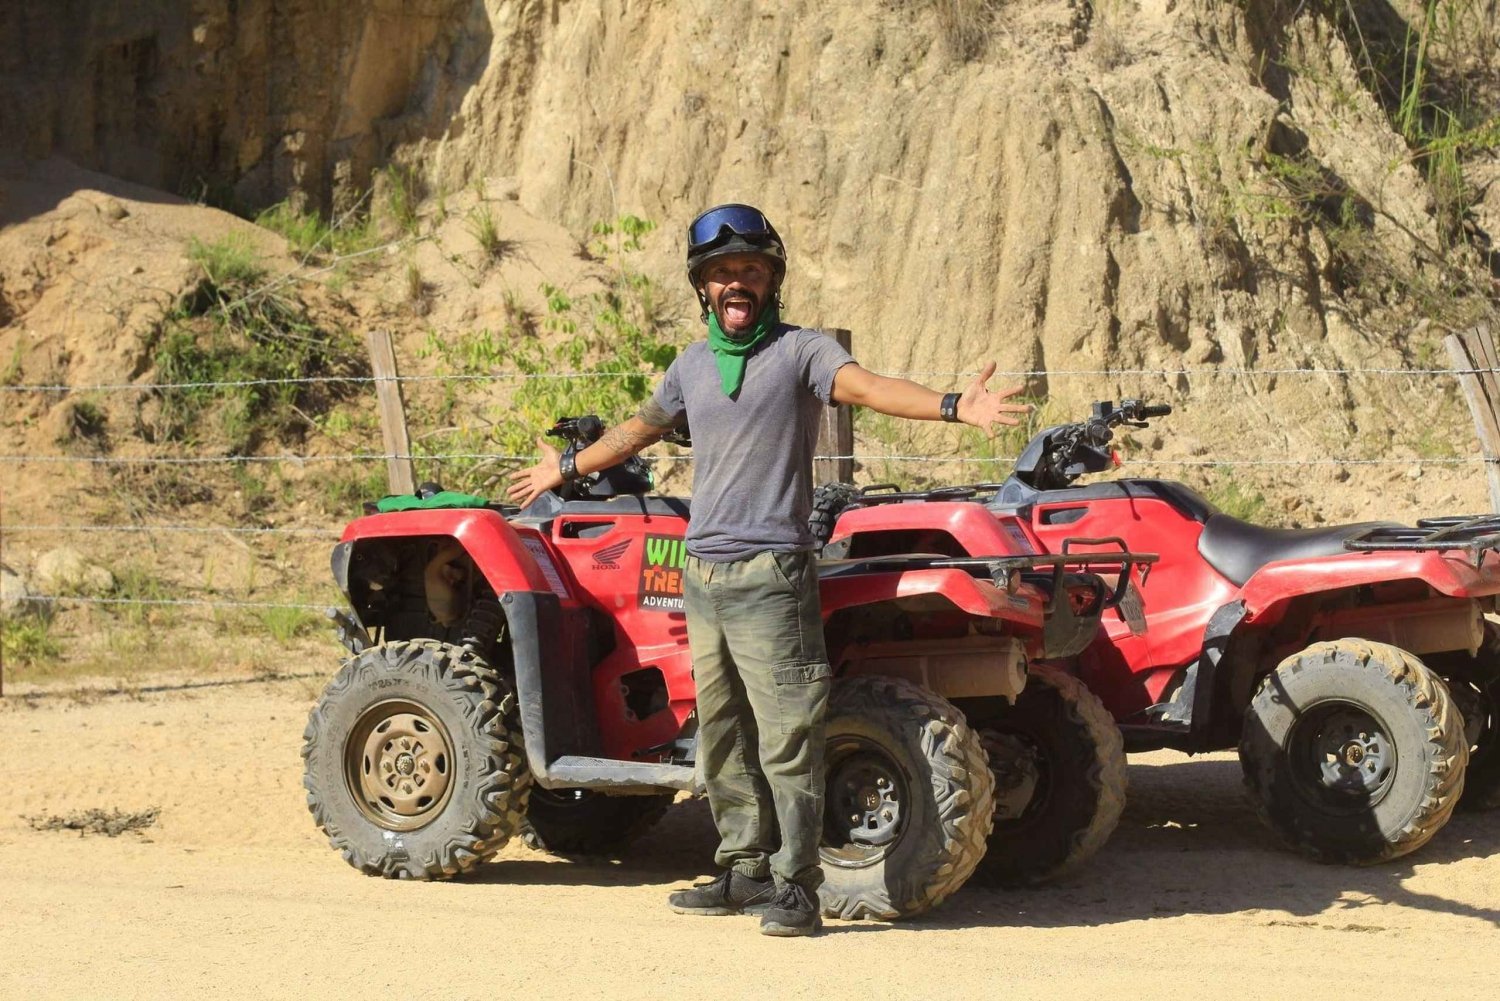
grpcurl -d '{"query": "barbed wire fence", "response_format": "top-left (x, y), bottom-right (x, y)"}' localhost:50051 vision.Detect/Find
top-left (3, 336), bottom-right (1497, 692)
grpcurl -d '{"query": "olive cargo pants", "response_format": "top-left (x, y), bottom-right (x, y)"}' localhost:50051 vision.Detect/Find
top-left (684, 550), bottom-right (831, 889)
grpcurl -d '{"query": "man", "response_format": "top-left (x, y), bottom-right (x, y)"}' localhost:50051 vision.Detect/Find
top-left (508, 203), bottom-right (1028, 936)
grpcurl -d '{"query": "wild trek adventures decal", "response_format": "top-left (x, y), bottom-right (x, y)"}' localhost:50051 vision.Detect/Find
top-left (638, 534), bottom-right (688, 611)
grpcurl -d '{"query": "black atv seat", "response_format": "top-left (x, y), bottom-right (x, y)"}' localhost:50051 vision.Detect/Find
top-left (1197, 513), bottom-right (1399, 587)
top-left (557, 495), bottom-right (691, 518)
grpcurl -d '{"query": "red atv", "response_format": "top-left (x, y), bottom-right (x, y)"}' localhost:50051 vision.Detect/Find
top-left (301, 416), bottom-right (1156, 919)
top-left (820, 399), bottom-right (1500, 868)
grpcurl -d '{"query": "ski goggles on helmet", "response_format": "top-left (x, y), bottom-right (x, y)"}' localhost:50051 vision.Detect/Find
top-left (687, 203), bottom-right (778, 253)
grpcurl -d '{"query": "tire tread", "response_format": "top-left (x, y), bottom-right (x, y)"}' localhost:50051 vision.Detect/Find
top-left (1240, 638), bottom-right (1466, 864)
top-left (301, 639), bottom-right (531, 880)
top-left (819, 676), bottom-right (994, 921)
top-left (971, 669), bottom-right (1127, 887)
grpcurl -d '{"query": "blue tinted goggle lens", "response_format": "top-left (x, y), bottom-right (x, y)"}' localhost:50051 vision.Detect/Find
top-left (688, 205), bottom-right (771, 250)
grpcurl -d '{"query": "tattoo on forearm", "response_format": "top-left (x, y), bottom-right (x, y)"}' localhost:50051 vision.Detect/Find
top-left (601, 424), bottom-right (662, 456)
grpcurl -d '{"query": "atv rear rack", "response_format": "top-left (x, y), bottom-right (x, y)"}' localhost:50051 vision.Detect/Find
top-left (848, 483), bottom-right (1004, 505)
top-left (818, 548), bottom-right (1156, 611)
top-left (1343, 516), bottom-right (1500, 567)
top-left (819, 548), bottom-right (1156, 661)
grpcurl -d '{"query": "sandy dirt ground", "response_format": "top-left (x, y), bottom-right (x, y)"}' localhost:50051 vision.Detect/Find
top-left (2, 672), bottom-right (1497, 1001)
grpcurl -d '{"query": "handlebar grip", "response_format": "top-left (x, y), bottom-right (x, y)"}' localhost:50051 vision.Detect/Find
top-left (1139, 404), bottom-right (1172, 418)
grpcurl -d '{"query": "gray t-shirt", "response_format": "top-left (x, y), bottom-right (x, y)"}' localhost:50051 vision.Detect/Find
top-left (641, 324), bottom-right (854, 561)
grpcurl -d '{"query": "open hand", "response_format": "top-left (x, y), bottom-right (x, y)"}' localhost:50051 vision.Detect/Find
top-left (958, 362), bottom-right (1031, 431)
top-left (506, 436), bottom-right (564, 509)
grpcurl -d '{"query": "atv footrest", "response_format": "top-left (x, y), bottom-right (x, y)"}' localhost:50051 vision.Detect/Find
top-left (1120, 720), bottom-right (1195, 753)
top-left (540, 755), bottom-right (696, 793)
top-left (1344, 516), bottom-right (1500, 567)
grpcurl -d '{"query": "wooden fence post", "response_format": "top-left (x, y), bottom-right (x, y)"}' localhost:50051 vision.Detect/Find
top-left (816, 327), bottom-right (854, 486)
top-left (1444, 323), bottom-right (1500, 512)
top-left (366, 329), bottom-right (416, 496)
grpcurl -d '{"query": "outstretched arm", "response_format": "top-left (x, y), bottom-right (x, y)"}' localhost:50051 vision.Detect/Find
top-left (831, 361), bottom-right (1030, 431)
top-left (505, 415), bottom-right (674, 508)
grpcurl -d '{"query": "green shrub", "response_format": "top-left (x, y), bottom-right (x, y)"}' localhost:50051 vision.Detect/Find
top-left (415, 216), bottom-right (686, 490)
top-left (467, 204), bottom-right (512, 263)
top-left (588, 215), bottom-right (656, 256)
top-left (1323, 0), bottom-right (1500, 246)
top-left (254, 605), bottom-right (323, 645)
top-left (2, 343), bottom-right (22, 386)
top-left (1, 615), bottom-right (61, 667)
top-left (1205, 470), bottom-right (1269, 523)
top-left (254, 202), bottom-right (328, 257)
top-left (405, 261), bottom-right (430, 313)
top-left (186, 234), bottom-right (266, 288)
top-left (855, 392), bottom-right (1050, 489)
top-left (379, 165), bottom-right (424, 236)
top-left (151, 236), bottom-right (363, 452)
top-left (111, 564), bottom-right (178, 628)
top-left (318, 466), bottom-right (390, 516)
top-left (256, 200), bottom-right (382, 260)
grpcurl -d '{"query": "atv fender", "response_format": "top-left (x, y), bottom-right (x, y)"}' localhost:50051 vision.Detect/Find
top-left (819, 567), bottom-right (1044, 628)
top-left (334, 509), bottom-right (553, 596)
top-left (820, 568), bottom-right (1041, 700)
top-left (504, 587), bottom-right (697, 794)
top-left (1180, 554), bottom-right (1497, 752)
top-left (336, 515), bottom-right (694, 795)
top-left (1239, 550), bottom-right (1500, 624)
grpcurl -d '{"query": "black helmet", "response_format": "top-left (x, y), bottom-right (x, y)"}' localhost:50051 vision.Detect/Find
top-left (685, 203), bottom-right (787, 288)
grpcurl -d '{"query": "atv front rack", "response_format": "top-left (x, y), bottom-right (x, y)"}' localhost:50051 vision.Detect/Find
top-left (1344, 516), bottom-right (1500, 568)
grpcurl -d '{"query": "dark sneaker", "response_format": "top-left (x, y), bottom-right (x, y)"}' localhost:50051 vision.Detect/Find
top-left (668, 871), bottom-right (776, 916)
top-left (759, 881), bottom-right (823, 937)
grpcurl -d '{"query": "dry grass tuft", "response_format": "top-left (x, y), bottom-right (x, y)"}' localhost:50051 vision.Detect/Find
top-left (935, 0), bottom-right (1004, 61)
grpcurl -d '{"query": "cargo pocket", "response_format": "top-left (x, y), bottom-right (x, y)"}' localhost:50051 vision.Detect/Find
top-left (772, 661), bottom-right (832, 735)
top-left (768, 550), bottom-right (806, 595)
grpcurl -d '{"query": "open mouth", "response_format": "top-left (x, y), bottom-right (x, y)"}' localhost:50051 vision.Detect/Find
top-left (719, 290), bottom-right (758, 328)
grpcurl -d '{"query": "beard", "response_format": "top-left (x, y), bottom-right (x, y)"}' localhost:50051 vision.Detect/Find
top-left (714, 286), bottom-right (764, 335)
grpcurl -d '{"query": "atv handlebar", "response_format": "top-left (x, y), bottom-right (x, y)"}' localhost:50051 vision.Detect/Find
top-left (547, 415), bottom-right (692, 450)
top-left (1011, 399), bottom-right (1173, 492)
top-left (1064, 399), bottom-right (1170, 456)
top-left (546, 415), bottom-right (606, 448)
top-left (541, 415), bottom-right (658, 501)
top-left (1104, 399), bottom-right (1173, 426)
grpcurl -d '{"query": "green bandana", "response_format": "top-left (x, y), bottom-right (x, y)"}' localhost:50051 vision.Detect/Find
top-left (375, 490), bottom-right (488, 513)
top-left (707, 305), bottom-right (779, 397)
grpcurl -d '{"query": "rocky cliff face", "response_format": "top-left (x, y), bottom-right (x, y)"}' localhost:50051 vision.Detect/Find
top-left (432, 0), bottom-right (1496, 508)
top-left (423, 3), bottom-right (1493, 374)
top-left (3, 0), bottom-right (1498, 518)
top-left (2, 0), bottom-right (486, 212)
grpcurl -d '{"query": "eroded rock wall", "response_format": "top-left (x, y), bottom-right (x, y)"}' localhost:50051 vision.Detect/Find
top-left (1, 0), bottom-right (488, 211)
top-left (412, 0), bottom-right (1494, 462)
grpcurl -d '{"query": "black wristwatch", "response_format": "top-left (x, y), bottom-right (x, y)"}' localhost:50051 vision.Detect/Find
top-left (939, 393), bottom-right (961, 423)
top-left (559, 451), bottom-right (581, 483)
